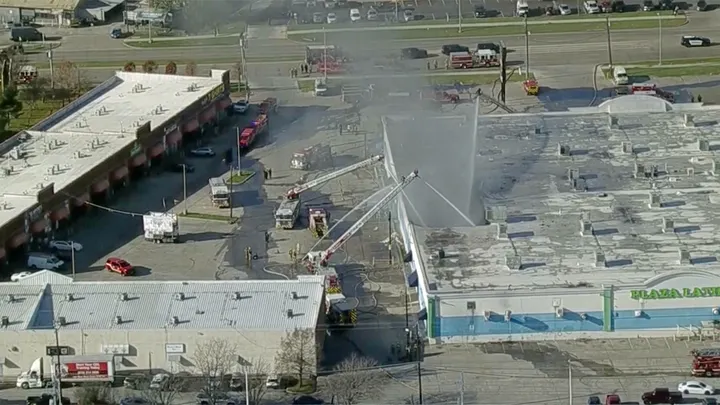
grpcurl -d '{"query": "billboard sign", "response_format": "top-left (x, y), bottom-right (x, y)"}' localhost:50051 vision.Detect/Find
top-left (61, 361), bottom-right (109, 379)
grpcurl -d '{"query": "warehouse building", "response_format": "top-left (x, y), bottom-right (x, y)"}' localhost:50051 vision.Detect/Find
top-left (385, 95), bottom-right (720, 342)
top-left (0, 271), bottom-right (326, 380)
top-left (0, 69), bottom-right (232, 266)
top-left (0, 0), bottom-right (125, 26)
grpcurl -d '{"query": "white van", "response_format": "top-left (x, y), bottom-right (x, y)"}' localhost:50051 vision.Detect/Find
top-left (517, 0), bottom-right (529, 16)
top-left (27, 253), bottom-right (64, 270)
top-left (612, 66), bottom-right (629, 85)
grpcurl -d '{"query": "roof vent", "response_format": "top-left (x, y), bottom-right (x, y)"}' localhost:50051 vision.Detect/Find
top-left (621, 141), bottom-right (633, 154)
top-left (679, 248), bottom-right (691, 265)
top-left (65, 293), bottom-right (74, 301)
top-left (170, 316), bottom-right (179, 326)
top-left (496, 223), bottom-right (508, 240)
top-left (6, 294), bottom-right (14, 303)
top-left (175, 292), bottom-right (185, 301)
top-left (580, 219), bottom-right (593, 236)
top-left (698, 139), bottom-right (709, 151)
top-left (36, 182), bottom-right (44, 190)
top-left (685, 114), bottom-right (695, 128)
top-left (0, 316), bottom-right (8, 327)
top-left (648, 193), bottom-right (661, 208)
top-left (291, 291), bottom-right (299, 300)
top-left (557, 144), bottom-right (570, 156)
top-left (56, 317), bottom-right (66, 327)
top-left (608, 115), bottom-right (619, 129)
top-left (286, 309), bottom-right (294, 318)
top-left (594, 250), bottom-right (606, 268)
top-left (114, 315), bottom-right (122, 325)
top-left (713, 160), bottom-right (720, 176)
top-left (505, 254), bottom-right (521, 270)
top-left (119, 292), bottom-right (128, 301)
top-left (232, 292), bottom-right (243, 300)
top-left (662, 217), bottom-right (674, 233)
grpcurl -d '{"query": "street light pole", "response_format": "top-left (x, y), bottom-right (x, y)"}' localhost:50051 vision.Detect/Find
top-left (53, 324), bottom-right (63, 403)
top-left (605, 15), bottom-right (613, 67)
top-left (47, 50), bottom-right (54, 89)
top-left (70, 241), bottom-right (75, 280)
top-left (524, 16), bottom-right (530, 79)
top-left (657, 13), bottom-right (663, 65)
top-left (458, 0), bottom-right (462, 33)
top-left (322, 27), bottom-right (328, 81)
top-left (182, 163), bottom-right (188, 215)
top-left (568, 360), bottom-right (573, 405)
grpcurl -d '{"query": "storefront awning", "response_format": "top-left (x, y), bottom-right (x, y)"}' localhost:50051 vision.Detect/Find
top-left (200, 107), bottom-right (216, 124)
top-left (407, 270), bottom-right (418, 288)
top-left (31, 219), bottom-right (46, 234)
top-left (183, 119), bottom-right (199, 133)
top-left (216, 97), bottom-right (232, 110)
top-left (92, 179), bottom-right (110, 194)
top-left (112, 166), bottom-right (129, 180)
top-left (148, 143), bottom-right (165, 158)
top-left (50, 207), bottom-right (69, 222)
top-left (73, 192), bottom-right (89, 207)
top-left (167, 130), bottom-right (182, 145)
top-left (130, 154), bottom-right (147, 167)
top-left (9, 233), bottom-right (27, 248)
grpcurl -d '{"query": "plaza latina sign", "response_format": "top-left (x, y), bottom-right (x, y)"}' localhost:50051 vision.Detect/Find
top-left (631, 287), bottom-right (720, 300)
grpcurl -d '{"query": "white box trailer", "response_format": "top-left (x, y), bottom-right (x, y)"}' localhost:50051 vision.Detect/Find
top-left (209, 177), bottom-right (230, 208)
top-left (143, 212), bottom-right (179, 243)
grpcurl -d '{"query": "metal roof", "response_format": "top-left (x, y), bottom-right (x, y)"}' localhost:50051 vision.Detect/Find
top-left (0, 0), bottom-right (81, 10)
top-left (0, 272), bottom-right (324, 331)
top-left (384, 96), bottom-right (720, 295)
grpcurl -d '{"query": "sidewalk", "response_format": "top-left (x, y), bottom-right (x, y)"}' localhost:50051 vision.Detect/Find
top-left (124, 33), bottom-right (240, 43)
top-left (288, 15), bottom-right (685, 34)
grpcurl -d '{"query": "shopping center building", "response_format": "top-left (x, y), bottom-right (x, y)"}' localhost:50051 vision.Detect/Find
top-left (0, 69), bottom-right (232, 265)
top-left (384, 95), bottom-right (720, 342)
top-left (0, 271), bottom-right (326, 379)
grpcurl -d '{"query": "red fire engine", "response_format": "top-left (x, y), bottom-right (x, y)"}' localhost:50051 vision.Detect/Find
top-left (317, 60), bottom-right (344, 74)
top-left (630, 83), bottom-right (674, 103)
top-left (475, 49), bottom-right (500, 67)
top-left (691, 348), bottom-right (720, 377)
top-left (238, 114), bottom-right (268, 150)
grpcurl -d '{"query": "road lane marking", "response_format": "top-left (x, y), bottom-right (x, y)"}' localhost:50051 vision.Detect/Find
top-left (428, 0), bottom-right (432, 5)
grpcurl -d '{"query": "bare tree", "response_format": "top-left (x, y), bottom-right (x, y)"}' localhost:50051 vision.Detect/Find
top-left (139, 373), bottom-right (185, 405)
top-left (233, 62), bottom-right (243, 89)
top-left (191, 338), bottom-right (239, 405)
top-left (185, 61), bottom-right (198, 76)
top-left (325, 354), bottom-right (384, 405)
top-left (275, 328), bottom-right (318, 388)
top-left (75, 383), bottom-right (116, 405)
top-left (240, 358), bottom-right (270, 405)
top-left (123, 61), bottom-right (136, 72)
top-left (165, 61), bottom-right (178, 74)
top-left (19, 76), bottom-right (48, 108)
top-left (143, 60), bottom-right (158, 73)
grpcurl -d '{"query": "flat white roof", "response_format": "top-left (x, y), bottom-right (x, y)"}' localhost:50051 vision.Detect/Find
top-left (0, 71), bottom-right (226, 231)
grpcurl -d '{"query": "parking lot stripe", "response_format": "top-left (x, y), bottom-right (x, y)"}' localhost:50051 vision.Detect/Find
top-left (414, 0), bottom-right (419, 5)
top-left (441, 0), bottom-right (446, 5)
top-left (428, 0), bottom-right (432, 6)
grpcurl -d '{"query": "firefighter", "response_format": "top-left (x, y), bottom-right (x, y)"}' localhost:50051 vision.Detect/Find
top-left (426, 61), bottom-right (430, 70)
top-left (434, 59), bottom-right (438, 70)
top-left (268, 168), bottom-right (273, 179)
top-left (698, 95), bottom-right (703, 103)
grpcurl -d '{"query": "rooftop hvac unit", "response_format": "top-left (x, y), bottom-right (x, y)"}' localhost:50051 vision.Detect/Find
top-left (504, 310), bottom-right (512, 322)
top-left (634, 310), bottom-right (643, 318)
top-left (713, 307), bottom-right (720, 315)
top-left (65, 293), bottom-right (74, 302)
top-left (119, 293), bottom-right (128, 301)
top-left (56, 317), bottom-right (66, 326)
top-left (5, 294), bottom-right (14, 303)
top-left (291, 291), bottom-right (299, 300)
top-left (232, 292), bottom-right (242, 300)
top-left (286, 309), bottom-right (294, 318)
top-left (555, 307), bottom-right (565, 318)
top-left (114, 316), bottom-right (122, 325)
top-left (175, 292), bottom-right (185, 301)
top-left (483, 310), bottom-right (491, 321)
top-left (170, 316), bottom-right (179, 326)
top-left (580, 312), bottom-right (588, 320)
top-left (0, 316), bottom-right (8, 327)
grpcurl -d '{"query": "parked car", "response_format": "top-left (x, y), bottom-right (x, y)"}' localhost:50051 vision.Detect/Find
top-left (169, 163), bottom-right (195, 173)
top-left (584, 0), bottom-right (600, 13)
top-left (677, 381), bottom-right (715, 395)
top-left (401, 47), bottom-right (428, 59)
top-left (312, 12), bottom-right (324, 23)
top-left (474, 5), bottom-right (487, 17)
top-left (349, 8), bottom-right (361, 21)
top-left (292, 396), bottom-right (324, 405)
top-left (110, 28), bottom-right (124, 39)
top-left (403, 8), bottom-right (414, 21)
top-left (697, 0), bottom-right (708, 10)
top-left (11, 271), bottom-right (32, 282)
top-left (606, 394), bottom-right (621, 405)
top-left (120, 398), bottom-right (148, 405)
top-left (232, 100), bottom-right (249, 114)
top-left (49, 240), bottom-right (83, 252)
top-left (588, 396), bottom-right (602, 405)
top-left (123, 374), bottom-right (146, 389)
top-left (641, 388), bottom-right (682, 404)
top-left (558, 4), bottom-right (572, 14)
top-left (703, 399), bottom-right (718, 405)
top-left (149, 373), bottom-right (170, 390)
top-left (190, 147), bottom-right (216, 157)
top-left (105, 257), bottom-right (135, 276)
top-left (642, 0), bottom-right (654, 10)
top-left (367, 8), bottom-right (378, 20)
top-left (326, 12), bottom-right (337, 22)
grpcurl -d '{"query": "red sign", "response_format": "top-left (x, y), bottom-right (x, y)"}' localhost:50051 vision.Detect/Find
top-left (62, 362), bottom-right (109, 378)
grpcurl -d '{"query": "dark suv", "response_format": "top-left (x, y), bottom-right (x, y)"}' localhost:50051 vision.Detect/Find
top-left (441, 44), bottom-right (470, 55)
top-left (401, 47), bottom-right (428, 59)
top-left (474, 5), bottom-right (487, 17)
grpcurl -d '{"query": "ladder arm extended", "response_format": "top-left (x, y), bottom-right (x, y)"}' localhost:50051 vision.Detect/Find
top-left (306, 169), bottom-right (419, 267)
top-left (286, 154), bottom-right (384, 199)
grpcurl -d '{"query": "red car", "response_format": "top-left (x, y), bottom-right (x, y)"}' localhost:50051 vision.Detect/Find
top-left (105, 257), bottom-right (134, 276)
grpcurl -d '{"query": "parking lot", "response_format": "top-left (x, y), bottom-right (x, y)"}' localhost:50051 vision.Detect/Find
top-left (288, 0), bottom-right (658, 25)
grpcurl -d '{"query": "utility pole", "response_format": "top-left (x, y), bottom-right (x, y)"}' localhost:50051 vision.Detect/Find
top-left (70, 241), bottom-right (75, 280)
top-left (416, 325), bottom-right (423, 405)
top-left (404, 291), bottom-right (410, 350)
top-left (322, 27), bottom-right (328, 81)
top-left (148, 23), bottom-right (152, 44)
top-left (229, 165), bottom-right (234, 220)
top-left (53, 325), bottom-right (63, 403)
top-left (458, 0), bottom-right (462, 33)
top-left (47, 50), bottom-right (54, 89)
top-left (459, 372), bottom-right (465, 405)
top-left (605, 16), bottom-right (613, 67)
top-left (499, 43), bottom-right (507, 103)
top-left (240, 26), bottom-right (249, 92)
top-left (568, 360), bottom-right (573, 405)
top-left (235, 127), bottom-right (242, 170)
top-left (657, 13), bottom-right (663, 65)
top-left (387, 211), bottom-right (392, 265)
top-left (523, 16), bottom-right (530, 79)
top-left (182, 163), bottom-right (188, 215)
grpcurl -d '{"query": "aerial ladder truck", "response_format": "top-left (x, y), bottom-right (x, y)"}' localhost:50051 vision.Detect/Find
top-left (274, 154), bottom-right (385, 230)
top-left (303, 169), bottom-right (419, 328)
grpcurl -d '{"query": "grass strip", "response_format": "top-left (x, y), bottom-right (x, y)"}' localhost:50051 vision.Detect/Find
top-left (227, 170), bottom-right (256, 184)
top-left (297, 71), bottom-right (532, 91)
top-left (289, 18), bottom-right (685, 41)
top-left (627, 65), bottom-right (720, 77)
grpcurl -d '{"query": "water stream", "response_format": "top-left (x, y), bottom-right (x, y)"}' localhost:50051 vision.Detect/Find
top-left (306, 184), bottom-right (393, 254)
top-left (422, 180), bottom-right (476, 227)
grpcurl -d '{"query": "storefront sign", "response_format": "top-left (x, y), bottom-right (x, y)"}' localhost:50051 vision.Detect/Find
top-left (165, 343), bottom-right (185, 353)
top-left (631, 287), bottom-right (720, 300)
top-left (164, 123), bottom-right (178, 135)
top-left (201, 85), bottom-right (224, 106)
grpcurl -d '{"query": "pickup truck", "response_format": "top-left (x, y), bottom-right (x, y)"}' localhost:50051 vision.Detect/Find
top-left (641, 388), bottom-right (683, 404)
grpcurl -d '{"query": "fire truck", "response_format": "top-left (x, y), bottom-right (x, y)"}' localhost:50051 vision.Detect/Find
top-left (303, 170), bottom-right (419, 328)
top-left (237, 114), bottom-right (268, 151)
top-left (448, 52), bottom-right (474, 69)
top-left (691, 348), bottom-right (720, 376)
top-left (259, 97), bottom-right (278, 115)
top-left (306, 45), bottom-right (346, 65)
top-left (420, 86), bottom-right (460, 105)
top-left (317, 60), bottom-right (344, 74)
top-left (274, 155), bottom-right (384, 229)
top-left (629, 83), bottom-right (675, 103)
top-left (291, 144), bottom-right (332, 170)
top-left (475, 49), bottom-right (500, 67)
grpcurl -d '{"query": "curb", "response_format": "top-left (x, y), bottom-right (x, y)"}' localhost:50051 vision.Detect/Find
top-left (178, 212), bottom-right (239, 223)
top-left (227, 170), bottom-right (256, 185)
